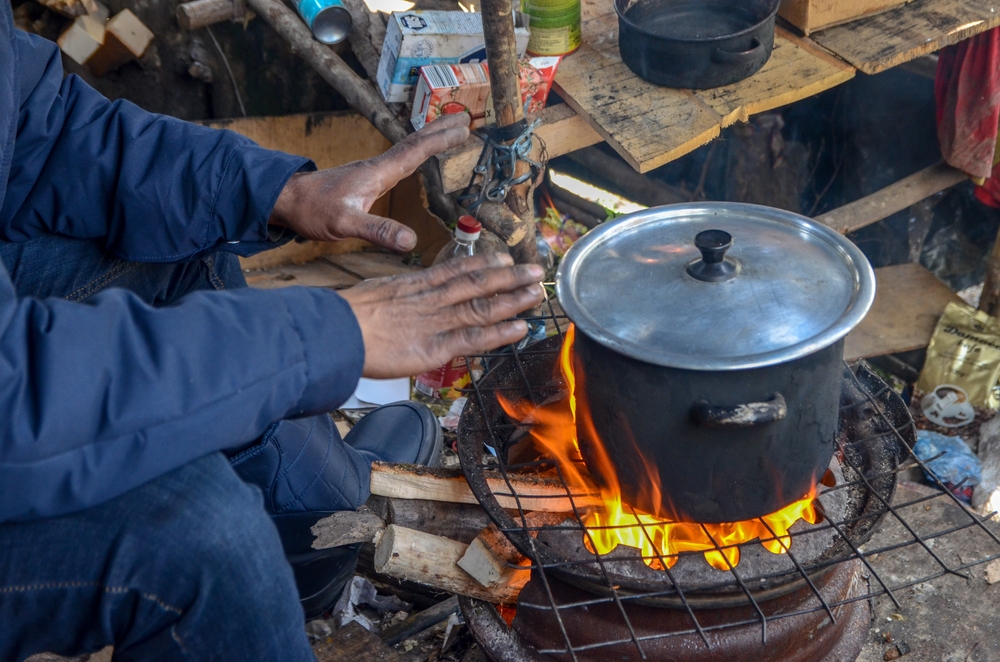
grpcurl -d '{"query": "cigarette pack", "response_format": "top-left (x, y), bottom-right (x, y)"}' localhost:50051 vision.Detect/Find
top-left (376, 10), bottom-right (530, 103)
top-left (410, 56), bottom-right (561, 130)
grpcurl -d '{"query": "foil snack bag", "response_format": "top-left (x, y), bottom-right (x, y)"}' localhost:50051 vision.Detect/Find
top-left (916, 301), bottom-right (1000, 411)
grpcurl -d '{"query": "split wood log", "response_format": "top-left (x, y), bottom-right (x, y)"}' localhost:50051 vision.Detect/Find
top-left (58, 12), bottom-right (106, 66)
top-left (312, 503), bottom-right (388, 549)
top-left (373, 525), bottom-right (528, 605)
top-left (310, 496), bottom-right (494, 550)
top-left (387, 498), bottom-right (493, 545)
top-left (565, 147), bottom-right (689, 207)
top-left (245, 0), bottom-right (461, 224)
top-left (814, 161), bottom-right (966, 235)
top-left (457, 512), bottom-right (566, 589)
top-left (177, 0), bottom-right (238, 30)
top-left (369, 462), bottom-right (602, 512)
top-left (87, 9), bottom-right (155, 76)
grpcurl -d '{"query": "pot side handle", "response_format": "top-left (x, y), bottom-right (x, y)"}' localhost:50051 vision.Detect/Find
top-left (691, 393), bottom-right (787, 428)
top-left (712, 38), bottom-right (764, 65)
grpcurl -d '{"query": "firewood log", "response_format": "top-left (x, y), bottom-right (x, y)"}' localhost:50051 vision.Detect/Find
top-left (373, 525), bottom-right (528, 605)
top-left (369, 462), bottom-right (601, 512)
top-left (457, 513), bottom-right (567, 589)
top-left (310, 497), bottom-right (495, 550)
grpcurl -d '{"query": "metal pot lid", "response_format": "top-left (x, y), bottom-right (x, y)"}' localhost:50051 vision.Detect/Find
top-left (555, 202), bottom-right (876, 371)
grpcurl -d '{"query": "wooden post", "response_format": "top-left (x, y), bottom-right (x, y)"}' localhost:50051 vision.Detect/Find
top-left (245, 0), bottom-right (460, 224)
top-left (479, 0), bottom-right (539, 266)
top-left (980, 233), bottom-right (1000, 317)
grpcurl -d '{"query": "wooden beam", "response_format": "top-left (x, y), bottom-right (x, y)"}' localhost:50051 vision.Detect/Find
top-left (564, 147), bottom-right (688, 207)
top-left (438, 104), bottom-right (602, 193)
top-left (980, 230), bottom-right (1000, 317)
top-left (373, 525), bottom-right (528, 605)
top-left (815, 162), bottom-right (967, 235)
top-left (369, 462), bottom-right (601, 512)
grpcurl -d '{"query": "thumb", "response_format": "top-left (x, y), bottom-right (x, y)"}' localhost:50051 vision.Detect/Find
top-left (347, 211), bottom-right (418, 252)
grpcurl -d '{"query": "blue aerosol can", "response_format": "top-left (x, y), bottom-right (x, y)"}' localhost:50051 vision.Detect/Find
top-left (296, 0), bottom-right (353, 45)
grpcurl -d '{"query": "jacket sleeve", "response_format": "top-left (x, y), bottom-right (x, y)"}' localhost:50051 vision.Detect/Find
top-left (0, 29), bottom-right (311, 261)
top-left (0, 273), bottom-right (365, 523)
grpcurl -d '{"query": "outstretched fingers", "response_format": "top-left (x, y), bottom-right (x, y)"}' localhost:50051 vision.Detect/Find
top-left (434, 320), bottom-right (532, 359)
top-left (372, 114), bottom-right (471, 188)
top-left (443, 284), bottom-right (546, 328)
top-left (340, 210), bottom-right (418, 252)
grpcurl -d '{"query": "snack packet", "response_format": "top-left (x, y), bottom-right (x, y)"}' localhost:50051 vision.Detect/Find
top-left (916, 301), bottom-right (1000, 411)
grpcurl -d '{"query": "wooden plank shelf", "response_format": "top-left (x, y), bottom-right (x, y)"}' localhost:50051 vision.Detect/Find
top-left (811, 0), bottom-right (1000, 75)
top-left (844, 263), bottom-right (961, 362)
top-left (433, 0), bottom-right (997, 185)
top-left (245, 251), bottom-right (417, 290)
top-left (552, 7), bottom-right (856, 173)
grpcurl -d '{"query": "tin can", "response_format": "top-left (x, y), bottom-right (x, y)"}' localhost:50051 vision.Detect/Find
top-left (415, 357), bottom-right (470, 400)
top-left (520, 0), bottom-right (581, 56)
top-left (296, 0), bottom-right (353, 45)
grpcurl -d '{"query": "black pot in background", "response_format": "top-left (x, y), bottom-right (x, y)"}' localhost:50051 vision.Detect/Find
top-left (616, 0), bottom-right (780, 89)
top-left (555, 203), bottom-right (876, 524)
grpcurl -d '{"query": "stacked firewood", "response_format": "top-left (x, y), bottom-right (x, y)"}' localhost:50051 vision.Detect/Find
top-left (312, 463), bottom-right (599, 605)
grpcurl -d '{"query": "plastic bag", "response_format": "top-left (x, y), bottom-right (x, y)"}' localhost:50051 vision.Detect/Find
top-left (914, 430), bottom-right (982, 501)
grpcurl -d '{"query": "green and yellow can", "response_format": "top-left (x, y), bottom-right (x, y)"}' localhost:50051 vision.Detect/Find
top-left (520, 0), bottom-right (581, 56)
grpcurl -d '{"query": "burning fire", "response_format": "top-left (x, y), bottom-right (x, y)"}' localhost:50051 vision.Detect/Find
top-left (498, 325), bottom-right (820, 571)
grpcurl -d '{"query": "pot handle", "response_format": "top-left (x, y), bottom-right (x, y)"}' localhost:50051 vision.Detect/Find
top-left (691, 393), bottom-right (787, 428)
top-left (712, 38), bottom-right (765, 65)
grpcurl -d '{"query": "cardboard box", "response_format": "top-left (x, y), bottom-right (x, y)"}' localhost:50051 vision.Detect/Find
top-left (411, 57), bottom-right (560, 130)
top-left (778, 0), bottom-right (913, 34)
top-left (376, 10), bottom-right (530, 103)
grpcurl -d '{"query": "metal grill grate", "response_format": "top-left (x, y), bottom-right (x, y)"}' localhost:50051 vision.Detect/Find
top-left (455, 286), bottom-right (1000, 659)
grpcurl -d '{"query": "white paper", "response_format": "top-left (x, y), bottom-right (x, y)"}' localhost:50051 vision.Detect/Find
top-left (341, 377), bottom-right (411, 409)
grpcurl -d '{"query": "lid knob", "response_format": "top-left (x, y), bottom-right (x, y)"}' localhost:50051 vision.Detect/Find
top-left (686, 230), bottom-right (738, 282)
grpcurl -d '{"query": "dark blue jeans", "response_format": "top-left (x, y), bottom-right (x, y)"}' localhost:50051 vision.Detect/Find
top-left (0, 235), bottom-right (372, 661)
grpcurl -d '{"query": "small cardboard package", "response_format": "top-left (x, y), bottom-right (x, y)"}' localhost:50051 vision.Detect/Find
top-left (410, 56), bottom-right (561, 130)
top-left (778, 0), bottom-right (913, 34)
top-left (376, 10), bottom-right (529, 103)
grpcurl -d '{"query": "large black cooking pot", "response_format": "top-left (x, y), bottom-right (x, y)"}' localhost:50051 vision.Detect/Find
top-left (616, 0), bottom-right (780, 89)
top-left (555, 203), bottom-right (876, 523)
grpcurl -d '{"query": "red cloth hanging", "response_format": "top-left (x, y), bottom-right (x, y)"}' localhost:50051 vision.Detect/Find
top-left (935, 27), bottom-right (1000, 207)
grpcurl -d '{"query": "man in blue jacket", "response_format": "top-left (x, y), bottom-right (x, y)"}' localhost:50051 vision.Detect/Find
top-left (0, 4), bottom-right (545, 660)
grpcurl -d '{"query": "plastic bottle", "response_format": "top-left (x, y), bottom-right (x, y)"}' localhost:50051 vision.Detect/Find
top-left (414, 216), bottom-right (504, 401)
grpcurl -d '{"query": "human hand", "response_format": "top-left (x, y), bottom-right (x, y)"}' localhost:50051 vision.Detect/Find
top-left (339, 253), bottom-right (545, 379)
top-left (269, 114), bottom-right (470, 252)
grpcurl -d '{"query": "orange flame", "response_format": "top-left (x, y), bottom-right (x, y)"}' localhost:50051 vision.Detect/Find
top-left (498, 325), bottom-right (819, 571)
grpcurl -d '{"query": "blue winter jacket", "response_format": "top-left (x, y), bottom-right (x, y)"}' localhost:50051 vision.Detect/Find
top-left (0, 6), bottom-right (365, 522)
